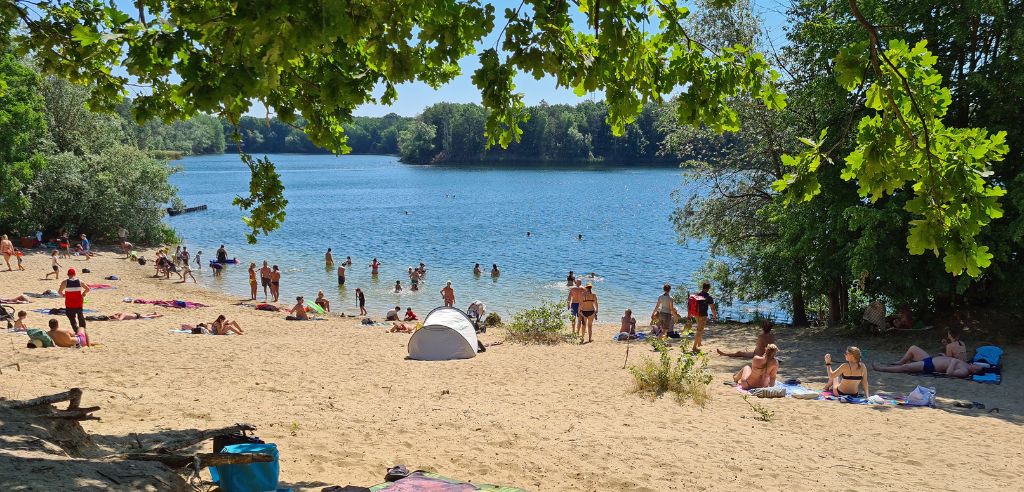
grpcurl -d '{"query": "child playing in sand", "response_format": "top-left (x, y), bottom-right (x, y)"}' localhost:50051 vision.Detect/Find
top-left (180, 263), bottom-right (196, 283)
top-left (45, 250), bottom-right (61, 279)
top-left (404, 307), bottom-right (418, 321)
top-left (13, 311), bottom-right (28, 331)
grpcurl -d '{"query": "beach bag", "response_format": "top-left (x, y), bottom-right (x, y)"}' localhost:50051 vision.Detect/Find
top-left (210, 442), bottom-right (279, 492)
top-left (687, 294), bottom-right (699, 317)
top-left (751, 387), bottom-right (786, 398)
top-left (906, 385), bottom-right (935, 407)
top-left (26, 329), bottom-right (54, 348)
top-left (213, 429), bottom-right (265, 453)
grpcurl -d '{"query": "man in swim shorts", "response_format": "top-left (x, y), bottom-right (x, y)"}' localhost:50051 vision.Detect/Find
top-left (337, 264), bottom-right (346, 285)
top-left (259, 261), bottom-right (272, 299)
top-left (567, 279), bottom-right (586, 335)
top-left (873, 356), bottom-right (988, 378)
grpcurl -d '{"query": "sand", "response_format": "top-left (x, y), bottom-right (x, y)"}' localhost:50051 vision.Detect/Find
top-left (1, 249), bottom-right (1022, 491)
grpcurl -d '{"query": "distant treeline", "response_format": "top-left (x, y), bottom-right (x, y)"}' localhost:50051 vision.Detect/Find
top-left (127, 100), bottom-right (677, 165)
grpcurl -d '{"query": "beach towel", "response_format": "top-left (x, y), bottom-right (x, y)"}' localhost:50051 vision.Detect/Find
top-left (130, 299), bottom-right (208, 308)
top-left (613, 332), bottom-right (646, 341)
top-left (86, 284), bottom-right (116, 290)
top-left (24, 291), bottom-right (60, 298)
top-left (32, 308), bottom-right (96, 315)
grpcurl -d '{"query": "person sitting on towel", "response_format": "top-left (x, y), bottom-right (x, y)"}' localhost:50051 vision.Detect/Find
top-left (733, 344), bottom-right (779, 390)
top-left (717, 320), bottom-right (776, 358)
top-left (824, 346), bottom-right (869, 397)
top-left (873, 355), bottom-right (987, 378)
top-left (619, 309), bottom-right (637, 335)
top-left (315, 291), bottom-right (331, 313)
top-left (286, 297), bottom-right (309, 321)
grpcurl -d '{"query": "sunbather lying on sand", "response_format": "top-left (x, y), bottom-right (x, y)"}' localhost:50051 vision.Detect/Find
top-left (0, 295), bottom-right (31, 304)
top-left (718, 320), bottom-right (775, 358)
top-left (733, 344), bottom-right (779, 390)
top-left (110, 312), bottom-right (163, 320)
top-left (389, 322), bottom-right (414, 333)
top-left (873, 355), bottom-right (987, 378)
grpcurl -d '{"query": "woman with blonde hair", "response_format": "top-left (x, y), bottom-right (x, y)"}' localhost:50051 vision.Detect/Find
top-left (825, 346), bottom-right (869, 397)
top-left (733, 344), bottom-right (779, 390)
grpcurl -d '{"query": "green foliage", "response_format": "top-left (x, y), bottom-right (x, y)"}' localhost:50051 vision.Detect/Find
top-left (505, 300), bottom-right (573, 345)
top-left (0, 51), bottom-right (47, 230)
top-left (27, 146), bottom-right (179, 244)
top-left (4, 0), bottom-right (784, 238)
top-left (233, 154), bottom-right (287, 244)
top-left (741, 394), bottom-right (774, 422)
top-left (630, 338), bottom-right (713, 406)
top-left (777, 40), bottom-right (1008, 277)
top-left (483, 312), bottom-right (502, 328)
top-left (398, 120), bottom-right (438, 164)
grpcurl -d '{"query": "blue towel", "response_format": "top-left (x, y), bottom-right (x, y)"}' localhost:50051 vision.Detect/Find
top-left (973, 345), bottom-right (1003, 366)
top-left (972, 373), bottom-right (1001, 384)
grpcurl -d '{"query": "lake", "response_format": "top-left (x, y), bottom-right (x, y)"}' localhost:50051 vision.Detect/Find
top-left (168, 154), bottom-right (771, 322)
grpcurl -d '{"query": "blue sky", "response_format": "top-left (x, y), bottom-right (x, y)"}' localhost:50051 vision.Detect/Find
top-left (354, 0), bottom-right (790, 116)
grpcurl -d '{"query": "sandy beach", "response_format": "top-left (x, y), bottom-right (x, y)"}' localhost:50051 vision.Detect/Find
top-left (1, 249), bottom-right (1022, 491)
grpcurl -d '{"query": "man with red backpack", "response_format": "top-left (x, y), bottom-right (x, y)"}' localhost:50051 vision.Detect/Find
top-left (686, 282), bottom-right (718, 354)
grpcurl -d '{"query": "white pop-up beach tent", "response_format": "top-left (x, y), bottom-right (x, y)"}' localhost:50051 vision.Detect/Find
top-left (407, 307), bottom-right (479, 361)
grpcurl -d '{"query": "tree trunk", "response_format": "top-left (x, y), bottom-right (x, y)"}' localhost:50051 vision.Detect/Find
top-left (828, 281), bottom-right (842, 327)
top-left (791, 290), bottom-right (809, 327)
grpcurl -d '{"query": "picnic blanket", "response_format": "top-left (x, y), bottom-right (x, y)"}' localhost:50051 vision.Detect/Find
top-left (734, 382), bottom-right (905, 405)
top-left (127, 299), bottom-right (208, 308)
top-left (368, 471), bottom-right (526, 491)
top-left (32, 308), bottom-right (96, 315)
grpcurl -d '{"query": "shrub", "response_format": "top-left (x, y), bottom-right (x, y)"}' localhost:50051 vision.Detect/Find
top-left (483, 312), bottom-right (502, 328)
top-left (505, 301), bottom-right (573, 344)
top-left (630, 338), bottom-right (713, 406)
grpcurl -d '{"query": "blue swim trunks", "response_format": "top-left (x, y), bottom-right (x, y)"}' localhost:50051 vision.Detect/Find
top-left (570, 303), bottom-right (580, 317)
top-left (922, 357), bottom-right (935, 374)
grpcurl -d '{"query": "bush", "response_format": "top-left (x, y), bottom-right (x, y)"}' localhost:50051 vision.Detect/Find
top-left (483, 312), bottom-right (502, 328)
top-left (630, 338), bottom-right (713, 406)
top-left (505, 301), bottom-right (573, 344)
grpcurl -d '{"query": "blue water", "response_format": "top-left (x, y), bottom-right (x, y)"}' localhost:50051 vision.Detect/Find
top-left (167, 154), bottom-right (762, 320)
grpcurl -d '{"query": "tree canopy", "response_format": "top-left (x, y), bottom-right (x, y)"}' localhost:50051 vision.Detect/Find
top-left (0, 0), bottom-right (1009, 275)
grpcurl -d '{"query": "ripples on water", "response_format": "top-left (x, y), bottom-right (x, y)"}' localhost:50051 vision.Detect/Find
top-left (168, 154), bottom-right (780, 321)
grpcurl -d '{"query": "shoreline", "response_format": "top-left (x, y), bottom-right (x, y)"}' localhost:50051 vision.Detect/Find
top-left (1, 249), bottom-right (1021, 490)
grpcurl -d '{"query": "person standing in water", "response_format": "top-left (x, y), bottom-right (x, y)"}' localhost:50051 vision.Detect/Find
top-left (369, 258), bottom-right (380, 276)
top-left (566, 270), bottom-right (575, 287)
top-left (567, 279), bottom-right (586, 335)
top-left (216, 245), bottom-right (228, 263)
top-left (325, 248), bottom-right (334, 268)
top-left (355, 288), bottom-right (367, 316)
top-left (259, 261), bottom-right (272, 300)
top-left (441, 281), bottom-right (455, 307)
top-left (247, 263), bottom-right (258, 300)
top-left (491, 264), bottom-right (500, 276)
top-left (337, 263), bottom-right (346, 285)
top-left (344, 256), bottom-right (353, 266)
top-left (473, 263), bottom-right (482, 275)
top-left (270, 265), bottom-right (281, 302)
top-left (394, 280), bottom-right (403, 293)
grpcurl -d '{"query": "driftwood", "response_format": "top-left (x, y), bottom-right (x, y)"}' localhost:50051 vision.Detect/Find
top-left (115, 452), bottom-right (273, 470)
top-left (3, 388), bottom-right (83, 410)
top-left (145, 423), bottom-right (256, 453)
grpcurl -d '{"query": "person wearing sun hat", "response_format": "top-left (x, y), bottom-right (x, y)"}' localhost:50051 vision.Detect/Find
top-left (58, 268), bottom-right (91, 338)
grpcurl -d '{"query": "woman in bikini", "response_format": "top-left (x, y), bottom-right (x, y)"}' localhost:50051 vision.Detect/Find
top-left (942, 329), bottom-right (968, 361)
top-left (248, 263), bottom-right (258, 300)
top-left (578, 284), bottom-right (599, 343)
top-left (824, 346), bottom-right (869, 396)
top-left (734, 344), bottom-right (779, 390)
top-left (270, 265), bottom-right (281, 302)
top-left (111, 312), bottom-right (163, 321)
top-left (211, 315), bottom-right (244, 335)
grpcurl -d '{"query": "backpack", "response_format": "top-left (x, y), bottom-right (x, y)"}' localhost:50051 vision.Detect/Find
top-left (687, 294), bottom-right (700, 318)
